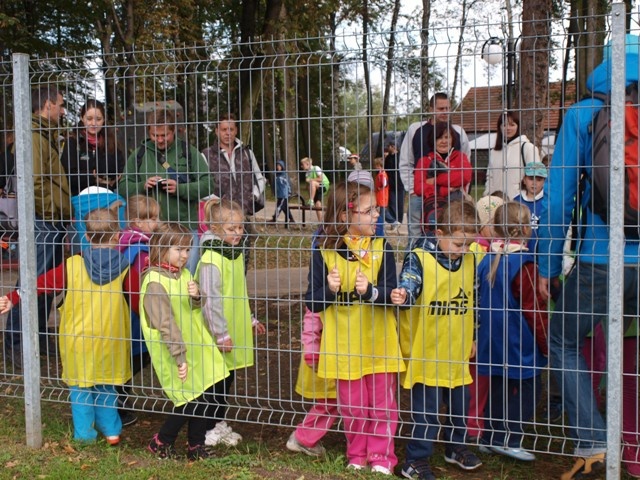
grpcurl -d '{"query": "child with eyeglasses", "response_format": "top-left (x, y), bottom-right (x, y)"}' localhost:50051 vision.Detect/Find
top-left (305, 181), bottom-right (404, 475)
top-left (196, 198), bottom-right (265, 447)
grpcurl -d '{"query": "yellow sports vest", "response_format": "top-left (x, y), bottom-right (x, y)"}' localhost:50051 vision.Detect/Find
top-left (295, 358), bottom-right (337, 399)
top-left (318, 237), bottom-right (405, 380)
top-left (140, 269), bottom-right (229, 406)
top-left (196, 250), bottom-right (254, 371)
top-left (400, 248), bottom-right (475, 389)
top-left (58, 255), bottom-right (131, 388)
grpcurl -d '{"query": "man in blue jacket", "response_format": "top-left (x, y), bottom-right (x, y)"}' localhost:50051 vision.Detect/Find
top-left (537, 35), bottom-right (640, 479)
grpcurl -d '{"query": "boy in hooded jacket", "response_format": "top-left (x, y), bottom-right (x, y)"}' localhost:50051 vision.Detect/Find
top-left (270, 159), bottom-right (295, 227)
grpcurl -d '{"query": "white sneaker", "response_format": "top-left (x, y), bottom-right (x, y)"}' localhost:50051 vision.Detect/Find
top-left (371, 465), bottom-right (392, 475)
top-left (286, 432), bottom-right (326, 456)
top-left (211, 421), bottom-right (242, 446)
top-left (204, 428), bottom-right (222, 446)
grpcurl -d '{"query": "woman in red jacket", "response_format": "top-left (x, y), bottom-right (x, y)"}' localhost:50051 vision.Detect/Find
top-left (413, 121), bottom-right (472, 231)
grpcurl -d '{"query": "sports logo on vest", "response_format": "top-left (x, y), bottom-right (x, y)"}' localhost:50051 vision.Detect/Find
top-left (428, 288), bottom-right (469, 316)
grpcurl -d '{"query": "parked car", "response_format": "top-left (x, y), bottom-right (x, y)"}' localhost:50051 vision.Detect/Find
top-left (358, 130), bottom-right (406, 165)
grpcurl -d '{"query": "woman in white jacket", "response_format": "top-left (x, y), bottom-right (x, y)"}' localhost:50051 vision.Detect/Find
top-left (484, 111), bottom-right (541, 200)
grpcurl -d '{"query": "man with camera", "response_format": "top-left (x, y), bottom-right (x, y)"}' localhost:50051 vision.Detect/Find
top-left (119, 109), bottom-right (213, 271)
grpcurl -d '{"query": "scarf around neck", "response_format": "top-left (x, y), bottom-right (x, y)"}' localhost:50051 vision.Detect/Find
top-left (201, 238), bottom-right (243, 260)
top-left (343, 234), bottom-right (372, 267)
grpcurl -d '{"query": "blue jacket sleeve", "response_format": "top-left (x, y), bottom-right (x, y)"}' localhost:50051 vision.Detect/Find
top-left (304, 248), bottom-right (336, 312)
top-left (396, 251), bottom-right (423, 307)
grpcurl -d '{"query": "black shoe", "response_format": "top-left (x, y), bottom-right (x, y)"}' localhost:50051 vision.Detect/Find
top-left (401, 460), bottom-right (436, 480)
top-left (119, 410), bottom-right (138, 427)
top-left (444, 445), bottom-right (482, 470)
top-left (187, 443), bottom-right (212, 461)
top-left (4, 345), bottom-right (22, 371)
top-left (148, 434), bottom-right (177, 459)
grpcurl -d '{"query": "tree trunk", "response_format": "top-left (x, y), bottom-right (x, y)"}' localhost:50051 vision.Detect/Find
top-left (329, 12), bottom-right (342, 169)
top-left (518, 0), bottom-right (552, 147)
top-left (382, 0), bottom-right (401, 123)
top-left (450, 0), bottom-right (477, 105)
top-left (420, 0), bottom-right (431, 113)
top-left (238, 0), bottom-right (285, 143)
top-left (573, 0), bottom-right (608, 97)
top-left (362, 0), bottom-right (374, 164)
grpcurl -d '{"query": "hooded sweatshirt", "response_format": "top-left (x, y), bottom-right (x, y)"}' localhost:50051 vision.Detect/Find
top-left (538, 49), bottom-right (640, 277)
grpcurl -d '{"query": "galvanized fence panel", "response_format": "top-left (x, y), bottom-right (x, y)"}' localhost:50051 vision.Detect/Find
top-left (0, 8), bottom-right (636, 479)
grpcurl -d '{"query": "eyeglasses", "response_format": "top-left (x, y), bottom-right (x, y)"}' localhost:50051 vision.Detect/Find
top-left (352, 206), bottom-right (380, 216)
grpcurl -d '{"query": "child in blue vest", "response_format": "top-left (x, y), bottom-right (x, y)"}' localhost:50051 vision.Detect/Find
top-left (0, 206), bottom-right (132, 445)
top-left (141, 222), bottom-right (229, 460)
top-left (116, 195), bottom-right (161, 426)
top-left (270, 159), bottom-right (295, 227)
top-left (197, 198), bottom-right (266, 447)
top-left (476, 202), bottom-right (549, 462)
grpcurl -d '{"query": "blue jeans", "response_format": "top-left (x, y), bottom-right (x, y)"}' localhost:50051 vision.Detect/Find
top-left (406, 194), bottom-right (423, 250)
top-left (70, 385), bottom-right (122, 441)
top-left (482, 375), bottom-right (541, 448)
top-left (549, 262), bottom-right (637, 455)
top-left (405, 383), bottom-right (469, 463)
top-left (4, 218), bottom-right (65, 350)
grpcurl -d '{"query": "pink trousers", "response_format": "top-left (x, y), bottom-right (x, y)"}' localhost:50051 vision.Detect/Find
top-left (336, 372), bottom-right (398, 470)
top-left (294, 398), bottom-right (339, 447)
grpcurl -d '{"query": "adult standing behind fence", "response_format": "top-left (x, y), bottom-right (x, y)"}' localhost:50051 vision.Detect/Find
top-left (118, 109), bottom-right (212, 272)
top-left (201, 113), bottom-right (266, 239)
top-left (4, 85), bottom-right (71, 370)
top-left (537, 35), bottom-right (640, 479)
top-left (483, 111), bottom-right (540, 200)
top-left (399, 92), bottom-right (470, 247)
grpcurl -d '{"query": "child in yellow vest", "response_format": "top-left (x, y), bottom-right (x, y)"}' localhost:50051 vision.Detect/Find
top-left (391, 200), bottom-right (482, 480)
top-left (0, 206), bottom-right (131, 445)
top-left (197, 199), bottom-right (265, 447)
top-left (305, 181), bottom-right (405, 475)
top-left (140, 222), bottom-right (229, 461)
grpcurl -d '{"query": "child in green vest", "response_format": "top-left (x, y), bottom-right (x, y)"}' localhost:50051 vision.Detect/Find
top-left (197, 198), bottom-right (266, 447)
top-left (0, 206), bottom-right (131, 446)
top-left (140, 222), bottom-right (229, 461)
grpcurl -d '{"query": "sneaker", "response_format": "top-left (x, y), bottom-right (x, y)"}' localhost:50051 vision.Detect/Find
top-left (401, 460), bottom-right (436, 480)
top-left (444, 445), bottom-right (482, 470)
top-left (105, 435), bottom-right (120, 446)
top-left (204, 428), bottom-right (222, 447)
top-left (371, 465), bottom-right (392, 475)
top-left (286, 432), bottom-right (326, 457)
top-left (347, 463), bottom-right (367, 471)
top-left (489, 445), bottom-right (536, 462)
top-left (207, 421), bottom-right (242, 446)
top-left (187, 443), bottom-right (211, 461)
top-left (560, 453), bottom-right (606, 480)
top-left (119, 410), bottom-right (138, 427)
top-left (148, 433), bottom-right (177, 459)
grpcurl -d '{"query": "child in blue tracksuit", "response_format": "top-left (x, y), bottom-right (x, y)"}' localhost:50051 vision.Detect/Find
top-left (270, 160), bottom-right (295, 227)
top-left (476, 202), bottom-right (548, 463)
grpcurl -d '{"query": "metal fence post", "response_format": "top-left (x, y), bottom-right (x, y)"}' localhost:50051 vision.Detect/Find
top-left (606, 3), bottom-right (626, 479)
top-left (12, 53), bottom-right (42, 448)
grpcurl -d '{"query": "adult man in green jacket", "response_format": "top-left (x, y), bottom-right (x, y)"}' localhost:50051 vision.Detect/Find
top-left (4, 85), bottom-right (70, 369)
top-left (119, 109), bottom-right (213, 271)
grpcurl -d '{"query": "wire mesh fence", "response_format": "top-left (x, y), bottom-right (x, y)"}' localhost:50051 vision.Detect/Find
top-left (0, 7), bottom-right (637, 477)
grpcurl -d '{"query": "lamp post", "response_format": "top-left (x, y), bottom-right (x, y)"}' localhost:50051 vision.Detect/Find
top-left (481, 36), bottom-right (516, 109)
